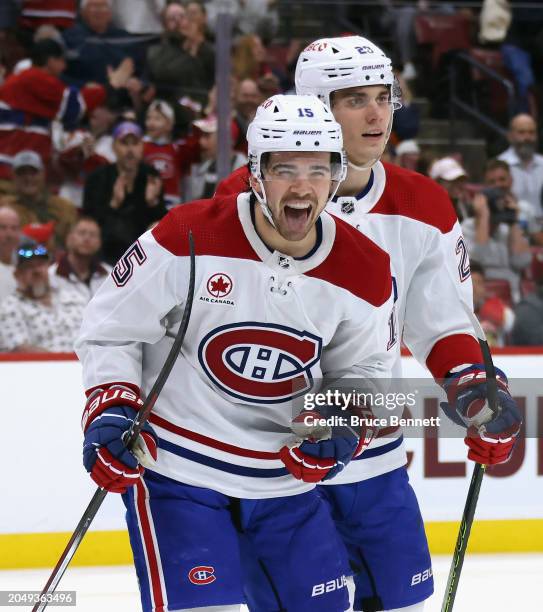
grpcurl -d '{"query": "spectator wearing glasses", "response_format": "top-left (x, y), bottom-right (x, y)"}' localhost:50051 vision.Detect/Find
top-left (0, 244), bottom-right (86, 352)
top-left (0, 205), bottom-right (21, 302)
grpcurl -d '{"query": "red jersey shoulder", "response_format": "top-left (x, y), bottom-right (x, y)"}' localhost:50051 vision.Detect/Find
top-left (372, 163), bottom-right (457, 234)
top-left (307, 214), bottom-right (392, 307)
top-left (152, 195), bottom-right (259, 261)
top-left (215, 165), bottom-right (250, 197)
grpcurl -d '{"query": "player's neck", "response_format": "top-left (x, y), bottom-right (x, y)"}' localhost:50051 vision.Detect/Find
top-left (253, 204), bottom-right (317, 258)
top-left (337, 164), bottom-right (372, 197)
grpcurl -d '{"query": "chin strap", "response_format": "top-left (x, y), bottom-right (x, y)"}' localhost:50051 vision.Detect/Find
top-left (253, 177), bottom-right (278, 229)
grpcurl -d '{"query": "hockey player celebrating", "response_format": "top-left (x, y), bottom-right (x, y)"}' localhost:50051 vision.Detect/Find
top-left (217, 37), bottom-right (522, 612)
top-left (76, 93), bottom-right (398, 612)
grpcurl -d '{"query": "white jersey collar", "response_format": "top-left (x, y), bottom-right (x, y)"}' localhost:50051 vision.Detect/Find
top-left (236, 192), bottom-right (336, 275)
top-left (329, 161), bottom-right (386, 217)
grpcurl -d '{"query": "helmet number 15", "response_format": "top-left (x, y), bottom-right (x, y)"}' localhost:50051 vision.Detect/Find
top-left (297, 108), bottom-right (315, 118)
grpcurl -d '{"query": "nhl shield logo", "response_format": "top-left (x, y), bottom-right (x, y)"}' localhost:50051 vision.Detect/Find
top-left (339, 197), bottom-right (356, 215)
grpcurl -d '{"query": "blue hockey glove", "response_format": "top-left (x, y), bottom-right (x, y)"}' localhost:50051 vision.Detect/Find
top-left (440, 364), bottom-right (522, 465)
top-left (82, 385), bottom-right (158, 493)
top-left (279, 405), bottom-right (377, 483)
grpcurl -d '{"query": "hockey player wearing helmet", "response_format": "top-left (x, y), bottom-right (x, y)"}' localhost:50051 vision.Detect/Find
top-left (218, 37), bottom-right (521, 612)
top-left (76, 93), bottom-right (397, 612)
top-left (247, 94), bottom-right (346, 250)
top-left (296, 36), bottom-right (521, 612)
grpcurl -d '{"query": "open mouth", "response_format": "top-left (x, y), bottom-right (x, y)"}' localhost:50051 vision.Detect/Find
top-left (362, 131), bottom-right (384, 140)
top-left (283, 202), bottom-right (312, 234)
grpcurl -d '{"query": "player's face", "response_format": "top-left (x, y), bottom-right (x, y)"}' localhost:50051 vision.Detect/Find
top-left (256, 151), bottom-right (335, 242)
top-left (331, 86), bottom-right (392, 167)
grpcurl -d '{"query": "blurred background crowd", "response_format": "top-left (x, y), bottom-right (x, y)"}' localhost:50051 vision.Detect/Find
top-left (1, 0), bottom-right (543, 352)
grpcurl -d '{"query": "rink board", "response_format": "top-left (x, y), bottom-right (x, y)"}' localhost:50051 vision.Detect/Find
top-left (1, 352), bottom-right (542, 568)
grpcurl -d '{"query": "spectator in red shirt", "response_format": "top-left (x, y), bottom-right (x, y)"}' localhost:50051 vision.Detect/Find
top-left (143, 99), bottom-right (185, 208)
top-left (0, 38), bottom-right (131, 179)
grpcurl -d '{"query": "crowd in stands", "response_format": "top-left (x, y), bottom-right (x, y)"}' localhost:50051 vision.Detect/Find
top-left (0, 0), bottom-right (543, 351)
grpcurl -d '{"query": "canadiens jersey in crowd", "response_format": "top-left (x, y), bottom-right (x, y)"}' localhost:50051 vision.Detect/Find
top-left (215, 162), bottom-right (483, 484)
top-left (76, 193), bottom-right (396, 498)
top-left (18, 0), bottom-right (77, 30)
top-left (142, 137), bottom-right (199, 208)
top-left (0, 67), bottom-right (105, 178)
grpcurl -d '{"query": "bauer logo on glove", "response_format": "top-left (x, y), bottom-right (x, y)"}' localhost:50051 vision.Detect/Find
top-left (82, 384), bottom-right (158, 493)
top-left (440, 364), bottom-right (522, 465)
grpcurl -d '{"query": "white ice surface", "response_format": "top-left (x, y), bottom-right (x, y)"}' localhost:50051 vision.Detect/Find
top-left (1, 554), bottom-right (541, 611)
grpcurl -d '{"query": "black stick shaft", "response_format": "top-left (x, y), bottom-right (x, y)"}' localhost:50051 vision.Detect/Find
top-left (32, 232), bottom-right (196, 612)
top-left (441, 306), bottom-right (499, 612)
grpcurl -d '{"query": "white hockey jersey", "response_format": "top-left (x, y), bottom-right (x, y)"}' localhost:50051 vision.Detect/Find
top-left (325, 161), bottom-right (484, 484)
top-left (76, 193), bottom-right (396, 499)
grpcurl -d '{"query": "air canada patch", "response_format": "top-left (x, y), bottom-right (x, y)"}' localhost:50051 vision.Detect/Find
top-left (198, 322), bottom-right (322, 403)
top-left (200, 273), bottom-right (235, 306)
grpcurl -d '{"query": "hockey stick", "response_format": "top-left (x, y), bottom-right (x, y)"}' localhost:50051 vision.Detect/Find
top-left (32, 231), bottom-right (196, 612)
top-left (440, 304), bottom-right (498, 612)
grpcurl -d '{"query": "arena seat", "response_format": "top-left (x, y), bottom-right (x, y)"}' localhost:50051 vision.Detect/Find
top-left (415, 13), bottom-right (472, 70)
top-left (468, 48), bottom-right (512, 116)
top-left (485, 278), bottom-right (513, 306)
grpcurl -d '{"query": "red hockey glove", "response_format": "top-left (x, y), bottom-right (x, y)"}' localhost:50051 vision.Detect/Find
top-left (82, 384), bottom-right (158, 493)
top-left (280, 406), bottom-right (377, 483)
top-left (441, 365), bottom-right (522, 465)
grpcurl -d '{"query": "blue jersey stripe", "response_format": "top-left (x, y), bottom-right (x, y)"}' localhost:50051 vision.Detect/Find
top-left (159, 438), bottom-right (290, 478)
top-left (353, 435), bottom-right (403, 461)
top-left (61, 86), bottom-right (82, 125)
top-left (0, 107), bottom-right (50, 128)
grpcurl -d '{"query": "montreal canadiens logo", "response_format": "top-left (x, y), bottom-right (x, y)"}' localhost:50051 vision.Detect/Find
top-left (207, 273), bottom-right (233, 298)
top-left (198, 322), bottom-right (322, 404)
top-left (188, 566), bottom-right (216, 585)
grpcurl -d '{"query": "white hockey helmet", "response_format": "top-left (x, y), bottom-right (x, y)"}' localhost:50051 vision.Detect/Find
top-left (295, 36), bottom-right (402, 110)
top-left (247, 94), bottom-right (347, 224)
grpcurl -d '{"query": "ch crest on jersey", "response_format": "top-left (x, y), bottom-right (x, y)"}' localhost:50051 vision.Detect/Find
top-left (198, 322), bottom-right (322, 403)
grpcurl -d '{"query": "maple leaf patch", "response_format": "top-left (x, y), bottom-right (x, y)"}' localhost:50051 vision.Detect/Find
top-left (207, 273), bottom-right (233, 297)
